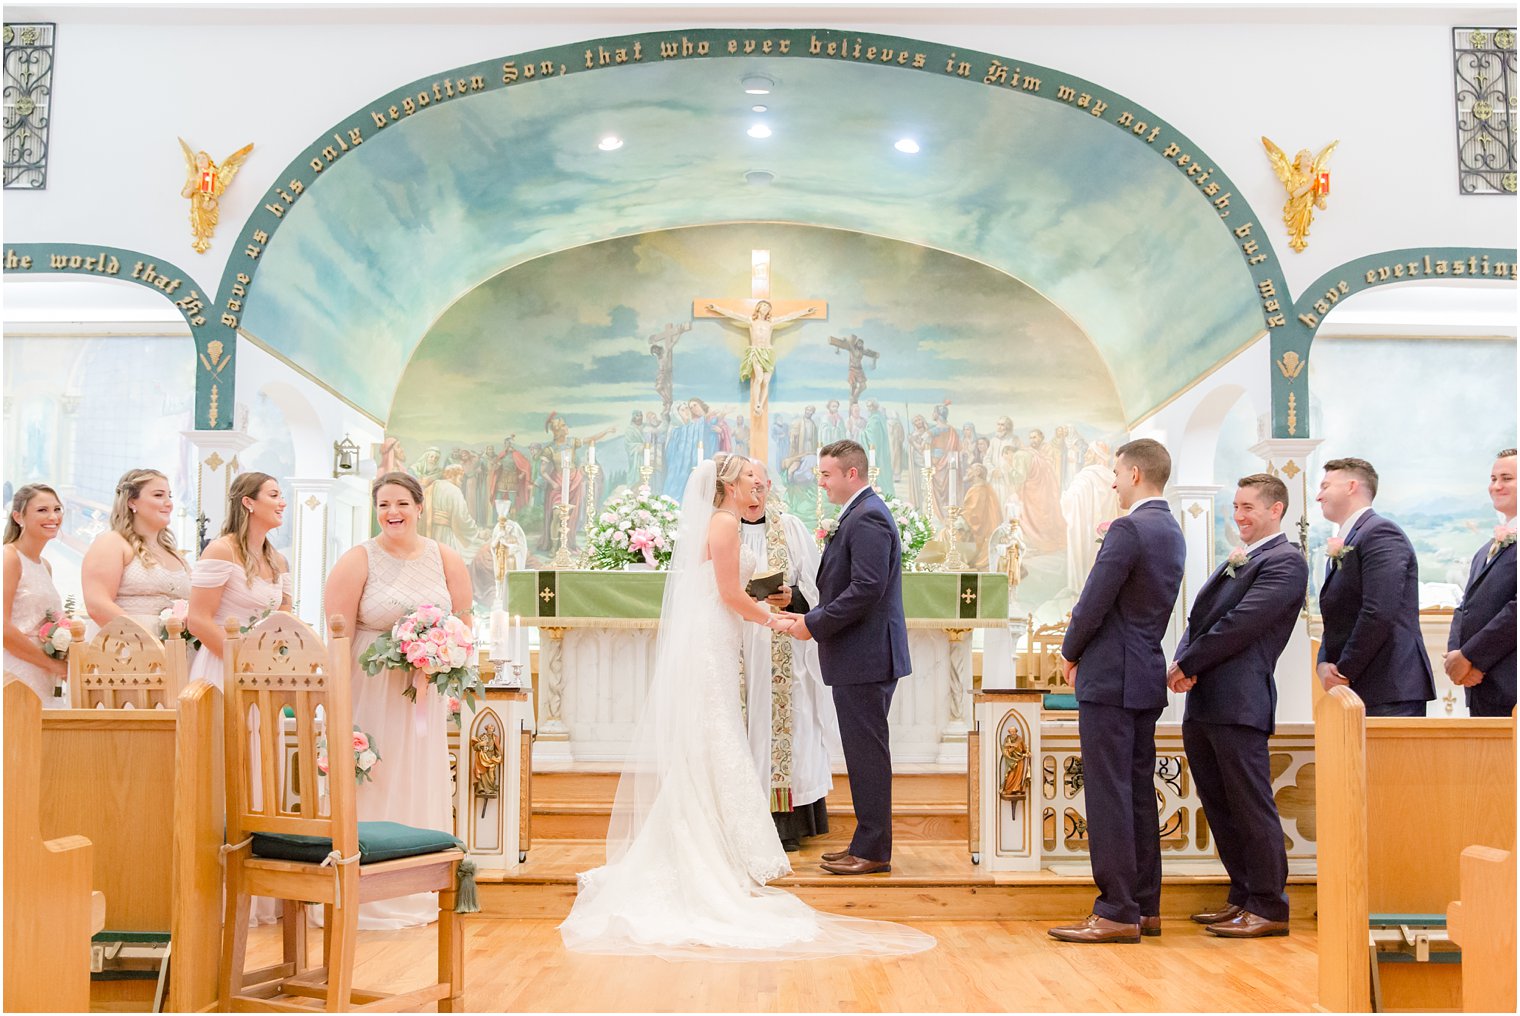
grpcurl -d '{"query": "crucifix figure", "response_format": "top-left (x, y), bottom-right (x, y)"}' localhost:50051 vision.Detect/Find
top-left (695, 250), bottom-right (826, 464)
top-left (648, 322), bottom-right (690, 411)
top-left (828, 333), bottom-right (880, 405)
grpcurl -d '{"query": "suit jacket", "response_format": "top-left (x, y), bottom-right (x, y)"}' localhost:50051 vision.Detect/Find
top-left (1175, 533), bottom-right (1308, 733)
top-left (805, 488), bottom-right (912, 686)
top-left (1447, 534), bottom-right (1517, 714)
top-left (1317, 510), bottom-right (1436, 707)
top-left (1061, 499), bottom-right (1186, 711)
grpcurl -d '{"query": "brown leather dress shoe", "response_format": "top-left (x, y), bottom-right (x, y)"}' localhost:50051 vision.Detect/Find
top-left (819, 855), bottom-right (891, 875)
top-left (1047, 914), bottom-right (1141, 944)
top-left (820, 849), bottom-right (853, 863)
top-left (1205, 911), bottom-right (1289, 938)
top-left (1140, 916), bottom-right (1161, 937)
top-left (1190, 903), bottom-right (1243, 925)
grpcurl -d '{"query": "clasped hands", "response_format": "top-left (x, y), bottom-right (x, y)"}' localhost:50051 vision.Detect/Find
top-left (1443, 649), bottom-right (1485, 687)
top-left (768, 610), bottom-right (812, 641)
top-left (1166, 661), bottom-right (1196, 694)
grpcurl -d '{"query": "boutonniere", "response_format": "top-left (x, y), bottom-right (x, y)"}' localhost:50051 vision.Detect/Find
top-left (1224, 546), bottom-right (1249, 578)
top-left (1326, 537), bottom-right (1355, 569)
top-left (1489, 524), bottom-right (1517, 559)
top-left (1094, 520), bottom-right (1112, 545)
top-left (816, 518), bottom-right (840, 545)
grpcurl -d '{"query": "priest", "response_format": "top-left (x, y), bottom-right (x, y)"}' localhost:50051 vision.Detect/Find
top-left (740, 459), bottom-right (836, 851)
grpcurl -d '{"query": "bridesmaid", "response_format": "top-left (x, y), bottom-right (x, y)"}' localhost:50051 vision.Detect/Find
top-left (3, 484), bottom-right (68, 706)
top-left (81, 468), bottom-right (191, 630)
top-left (324, 471), bottom-right (473, 929)
top-left (186, 472), bottom-right (292, 688)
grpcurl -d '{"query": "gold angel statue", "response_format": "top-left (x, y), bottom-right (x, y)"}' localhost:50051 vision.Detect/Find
top-left (1262, 136), bottom-right (1338, 253)
top-left (178, 138), bottom-right (254, 253)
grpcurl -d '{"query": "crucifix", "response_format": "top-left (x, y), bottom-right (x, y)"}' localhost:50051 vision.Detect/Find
top-left (828, 333), bottom-right (880, 405)
top-left (694, 249), bottom-right (826, 464)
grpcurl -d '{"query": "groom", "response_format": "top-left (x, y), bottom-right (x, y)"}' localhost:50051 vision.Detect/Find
top-left (784, 439), bottom-right (911, 875)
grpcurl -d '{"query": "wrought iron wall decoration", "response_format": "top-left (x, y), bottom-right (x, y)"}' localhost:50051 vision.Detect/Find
top-left (1453, 27), bottom-right (1517, 195)
top-left (3, 22), bottom-right (54, 190)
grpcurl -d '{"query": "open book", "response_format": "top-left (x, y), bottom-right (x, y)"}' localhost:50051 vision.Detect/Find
top-left (745, 568), bottom-right (786, 600)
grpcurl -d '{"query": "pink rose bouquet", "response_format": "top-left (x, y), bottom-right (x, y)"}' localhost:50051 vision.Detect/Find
top-left (316, 725), bottom-right (380, 784)
top-left (158, 598), bottom-right (202, 649)
top-left (359, 603), bottom-right (485, 716)
top-left (37, 609), bottom-right (72, 659)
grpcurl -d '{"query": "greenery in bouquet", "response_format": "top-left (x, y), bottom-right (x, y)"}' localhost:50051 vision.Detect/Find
top-left (880, 493), bottom-right (934, 570)
top-left (317, 725), bottom-right (380, 784)
top-left (585, 489), bottom-right (682, 570)
top-left (36, 596), bottom-right (77, 659)
top-left (359, 604), bottom-right (486, 714)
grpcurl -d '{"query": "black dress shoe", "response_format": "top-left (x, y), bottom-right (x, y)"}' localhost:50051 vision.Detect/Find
top-left (1140, 916), bottom-right (1161, 937)
top-left (1191, 903), bottom-right (1243, 925)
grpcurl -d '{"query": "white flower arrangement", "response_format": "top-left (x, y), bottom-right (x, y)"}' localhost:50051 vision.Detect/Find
top-left (586, 489), bottom-right (683, 570)
top-left (881, 493), bottom-right (934, 570)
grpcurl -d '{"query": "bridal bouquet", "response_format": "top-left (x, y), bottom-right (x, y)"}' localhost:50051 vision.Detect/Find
top-left (585, 490), bottom-right (682, 570)
top-left (317, 726), bottom-right (381, 785)
top-left (359, 604), bottom-right (485, 715)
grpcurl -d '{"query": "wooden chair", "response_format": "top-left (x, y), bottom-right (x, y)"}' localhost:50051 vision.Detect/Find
top-left (170, 679), bottom-right (226, 1014)
top-left (1020, 614), bottom-right (1075, 710)
top-left (68, 615), bottom-right (188, 709)
top-left (4, 682), bottom-right (99, 1012)
top-left (220, 612), bottom-right (467, 1012)
top-left (1447, 845), bottom-right (1517, 1012)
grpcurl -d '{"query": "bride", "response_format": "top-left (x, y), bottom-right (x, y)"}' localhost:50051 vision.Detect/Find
top-left (559, 454), bottom-right (934, 959)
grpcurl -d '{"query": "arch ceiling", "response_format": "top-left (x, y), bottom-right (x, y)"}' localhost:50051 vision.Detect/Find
top-left (241, 54), bottom-right (1261, 423)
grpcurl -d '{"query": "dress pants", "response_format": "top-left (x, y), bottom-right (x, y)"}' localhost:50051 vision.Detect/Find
top-left (1077, 701), bottom-right (1163, 925)
top-left (1364, 699), bottom-right (1426, 717)
top-left (1182, 719), bottom-right (1289, 922)
top-left (832, 680), bottom-right (898, 862)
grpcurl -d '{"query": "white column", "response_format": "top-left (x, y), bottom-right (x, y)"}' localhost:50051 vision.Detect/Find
top-left (284, 475), bottom-right (370, 635)
top-left (180, 429), bottom-right (259, 554)
top-left (1172, 483), bottom-right (1223, 613)
top-left (1249, 438), bottom-right (1324, 726)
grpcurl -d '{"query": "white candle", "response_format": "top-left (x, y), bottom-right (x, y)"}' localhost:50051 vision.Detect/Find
top-left (923, 447), bottom-right (932, 470)
top-left (587, 443), bottom-right (596, 468)
top-left (490, 608), bottom-right (509, 661)
top-left (815, 446), bottom-right (821, 464)
top-left (643, 443), bottom-right (652, 468)
top-left (869, 449), bottom-right (877, 470)
top-left (698, 441), bottom-right (705, 460)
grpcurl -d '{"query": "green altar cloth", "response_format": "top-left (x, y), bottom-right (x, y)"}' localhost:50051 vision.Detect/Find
top-left (506, 570), bottom-right (1008, 627)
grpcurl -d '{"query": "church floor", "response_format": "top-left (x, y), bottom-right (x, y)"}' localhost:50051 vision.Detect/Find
top-left (242, 916), bottom-right (1320, 1012)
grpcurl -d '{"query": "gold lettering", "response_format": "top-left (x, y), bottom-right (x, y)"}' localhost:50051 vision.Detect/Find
top-left (502, 61), bottom-right (518, 83)
top-left (1298, 312), bottom-right (1319, 327)
top-left (984, 59), bottom-right (1008, 85)
top-left (1117, 111), bottom-right (1134, 127)
top-left (1057, 84), bottom-right (1076, 102)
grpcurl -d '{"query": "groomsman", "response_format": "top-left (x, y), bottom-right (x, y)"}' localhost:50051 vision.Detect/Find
top-left (1050, 438), bottom-right (1185, 944)
top-left (1445, 449), bottom-right (1517, 717)
top-left (1314, 457), bottom-right (1436, 716)
top-left (1169, 474), bottom-right (1307, 939)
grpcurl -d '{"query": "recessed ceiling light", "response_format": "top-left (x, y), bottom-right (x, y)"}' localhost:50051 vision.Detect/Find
top-left (751, 104), bottom-right (768, 113)
top-left (741, 74), bottom-right (774, 95)
top-left (894, 138), bottom-right (920, 154)
top-left (745, 170), bottom-right (775, 186)
top-left (747, 124), bottom-right (772, 139)
top-left (598, 135), bottom-right (623, 151)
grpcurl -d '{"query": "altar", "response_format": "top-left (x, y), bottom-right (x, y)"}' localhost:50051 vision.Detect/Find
top-left (508, 569), bottom-right (1009, 765)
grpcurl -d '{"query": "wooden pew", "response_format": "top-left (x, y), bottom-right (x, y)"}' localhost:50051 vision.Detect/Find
top-left (1447, 845), bottom-right (1517, 1013)
top-left (1316, 686), bottom-right (1516, 1011)
top-left (170, 680), bottom-right (225, 1013)
top-left (4, 683), bottom-right (97, 1012)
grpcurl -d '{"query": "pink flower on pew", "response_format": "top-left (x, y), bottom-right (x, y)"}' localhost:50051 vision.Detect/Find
top-left (352, 731), bottom-right (370, 752)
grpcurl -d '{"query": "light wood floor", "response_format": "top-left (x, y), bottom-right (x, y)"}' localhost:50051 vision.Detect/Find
top-left (244, 916), bottom-right (1320, 1012)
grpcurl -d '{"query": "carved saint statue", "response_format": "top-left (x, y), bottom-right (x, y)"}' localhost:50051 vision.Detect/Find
top-left (999, 724), bottom-right (1030, 820)
top-left (471, 724), bottom-right (503, 808)
top-left (706, 299), bottom-right (816, 418)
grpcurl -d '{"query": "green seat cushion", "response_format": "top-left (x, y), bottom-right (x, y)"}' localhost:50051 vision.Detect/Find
top-left (1043, 693), bottom-right (1078, 711)
top-left (251, 821), bottom-right (462, 865)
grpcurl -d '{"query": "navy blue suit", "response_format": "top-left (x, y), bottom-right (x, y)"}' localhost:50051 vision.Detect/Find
top-left (1060, 498), bottom-right (1185, 924)
top-left (1447, 534), bottom-right (1516, 717)
top-left (1175, 533), bottom-right (1307, 922)
top-left (1317, 510), bottom-right (1435, 716)
top-left (805, 487), bottom-right (911, 861)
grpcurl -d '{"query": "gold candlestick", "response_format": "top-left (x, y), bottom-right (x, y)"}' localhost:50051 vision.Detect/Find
top-left (638, 464), bottom-right (654, 496)
top-left (550, 502), bottom-right (574, 569)
top-left (869, 466), bottom-right (881, 490)
top-left (814, 464), bottom-right (825, 535)
top-left (579, 463), bottom-right (602, 568)
top-left (943, 504), bottom-right (968, 572)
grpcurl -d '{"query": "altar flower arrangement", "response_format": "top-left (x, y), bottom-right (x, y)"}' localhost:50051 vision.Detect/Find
top-left (1223, 546), bottom-right (1250, 578)
top-left (1326, 537), bottom-right (1355, 569)
top-left (158, 598), bottom-right (202, 649)
top-left (585, 489), bottom-right (682, 570)
top-left (359, 604), bottom-right (485, 715)
top-left (880, 493), bottom-right (934, 570)
top-left (317, 726), bottom-right (380, 784)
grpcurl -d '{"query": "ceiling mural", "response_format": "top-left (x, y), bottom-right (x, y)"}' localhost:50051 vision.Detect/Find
top-left (239, 55), bottom-right (1262, 423)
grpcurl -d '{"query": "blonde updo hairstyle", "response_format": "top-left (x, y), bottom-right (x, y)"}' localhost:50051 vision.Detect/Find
top-left (222, 471), bottom-right (282, 585)
top-left (4, 483), bottom-right (60, 544)
top-left (111, 468), bottom-right (184, 568)
top-left (711, 452), bottom-right (747, 508)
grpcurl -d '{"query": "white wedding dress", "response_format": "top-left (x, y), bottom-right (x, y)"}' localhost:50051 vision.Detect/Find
top-left (559, 460), bottom-right (934, 960)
